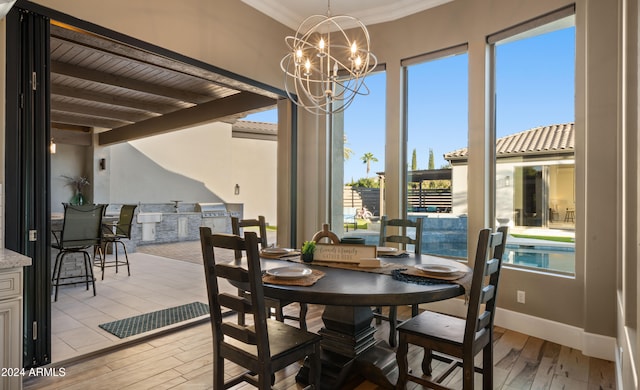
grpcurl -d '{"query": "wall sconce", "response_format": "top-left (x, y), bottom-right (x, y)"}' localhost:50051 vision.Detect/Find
top-left (99, 158), bottom-right (106, 170)
top-left (505, 176), bottom-right (510, 187)
top-left (49, 138), bottom-right (56, 154)
top-left (234, 184), bottom-right (240, 195)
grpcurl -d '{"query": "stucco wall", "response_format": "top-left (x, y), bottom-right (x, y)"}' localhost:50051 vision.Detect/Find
top-left (109, 122), bottom-right (278, 224)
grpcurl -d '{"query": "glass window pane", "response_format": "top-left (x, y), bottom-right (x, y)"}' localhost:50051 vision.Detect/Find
top-left (494, 22), bottom-right (576, 274)
top-left (406, 53), bottom-right (469, 257)
top-left (332, 72), bottom-right (386, 243)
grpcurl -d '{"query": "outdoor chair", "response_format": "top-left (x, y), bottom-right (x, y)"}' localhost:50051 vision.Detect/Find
top-left (97, 204), bottom-right (137, 280)
top-left (343, 207), bottom-right (358, 231)
top-left (199, 227), bottom-right (321, 389)
top-left (51, 204), bottom-right (106, 301)
top-left (232, 216), bottom-right (308, 330)
top-left (395, 226), bottom-right (508, 390)
top-left (375, 216), bottom-right (424, 347)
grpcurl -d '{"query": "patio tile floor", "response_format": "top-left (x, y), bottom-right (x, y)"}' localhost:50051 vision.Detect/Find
top-left (51, 240), bottom-right (224, 363)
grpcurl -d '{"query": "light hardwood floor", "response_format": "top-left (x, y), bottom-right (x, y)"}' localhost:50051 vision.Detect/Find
top-left (26, 303), bottom-right (615, 390)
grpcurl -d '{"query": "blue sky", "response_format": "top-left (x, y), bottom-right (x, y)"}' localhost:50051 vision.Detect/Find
top-left (247, 26), bottom-right (575, 183)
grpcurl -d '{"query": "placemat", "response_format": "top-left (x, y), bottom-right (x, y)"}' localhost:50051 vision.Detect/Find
top-left (260, 250), bottom-right (301, 259)
top-left (262, 269), bottom-right (325, 286)
top-left (378, 250), bottom-right (410, 258)
top-left (397, 266), bottom-right (472, 294)
top-left (286, 257), bottom-right (406, 275)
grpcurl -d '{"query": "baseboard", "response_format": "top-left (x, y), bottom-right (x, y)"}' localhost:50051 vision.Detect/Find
top-left (421, 299), bottom-right (616, 361)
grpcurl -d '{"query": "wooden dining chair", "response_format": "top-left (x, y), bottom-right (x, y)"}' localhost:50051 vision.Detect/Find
top-left (231, 216), bottom-right (268, 259)
top-left (395, 226), bottom-right (508, 390)
top-left (232, 216), bottom-right (309, 330)
top-left (199, 227), bottom-right (321, 389)
top-left (375, 216), bottom-right (424, 347)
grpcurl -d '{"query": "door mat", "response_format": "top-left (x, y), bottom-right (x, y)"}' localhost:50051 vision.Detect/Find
top-left (99, 301), bottom-right (209, 338)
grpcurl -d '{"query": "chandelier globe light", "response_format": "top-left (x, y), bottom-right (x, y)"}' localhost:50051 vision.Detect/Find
top-left (280, 0), bottom-right (377, 115)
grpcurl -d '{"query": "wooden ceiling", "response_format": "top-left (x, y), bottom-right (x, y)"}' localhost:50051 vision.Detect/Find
top-left (49, 21), bottom-right (279, 146)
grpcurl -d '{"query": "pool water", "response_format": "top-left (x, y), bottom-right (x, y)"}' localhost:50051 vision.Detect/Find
top-left (503, 245), bottom-right (575, 273)
top-left (422, 244), bottom-right (575, 274)
top-left (358, 232), bottom-right (576, 274)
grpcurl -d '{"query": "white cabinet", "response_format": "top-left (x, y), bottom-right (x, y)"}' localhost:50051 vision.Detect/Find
top-left (0, 268), bottom-right (23, 390)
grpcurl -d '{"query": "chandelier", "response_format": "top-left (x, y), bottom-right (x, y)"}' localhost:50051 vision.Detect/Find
top-left (280, 1), bottom-right (377, 115)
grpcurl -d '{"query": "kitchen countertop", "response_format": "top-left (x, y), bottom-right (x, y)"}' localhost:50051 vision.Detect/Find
top-left (0, 248), bottom-right (32, 269)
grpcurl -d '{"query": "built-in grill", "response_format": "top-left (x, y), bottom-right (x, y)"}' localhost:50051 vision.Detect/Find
top-left (196, 203), bottom-right (234, 233)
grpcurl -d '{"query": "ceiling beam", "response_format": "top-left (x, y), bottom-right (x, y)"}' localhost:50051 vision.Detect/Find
top-left (51, 122), bottom-right (91, 132)
top-left (51, 61), bottom-right (214, 104)
top-left (51, 100), bottom-right (156, 123)
top-left (51, 128), bottom-right (92, 146)
top-left (51, 84), bottom-right (182, 114)
top-left (99, 92), bottom-right (276, 145)
top-left (51, 111), bottom-right (132, 129)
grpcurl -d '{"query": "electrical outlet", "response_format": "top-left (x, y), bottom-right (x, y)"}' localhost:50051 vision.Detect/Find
top-left (517, 290), bottom-right (526, 304)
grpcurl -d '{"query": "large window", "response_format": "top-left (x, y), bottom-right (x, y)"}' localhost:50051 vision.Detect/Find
top-left (404, 48), bottom-right (469, 257)
top-left (332, 72), bottom-right (386, 242)
top-left (491, 12), bottom-right (576, 274)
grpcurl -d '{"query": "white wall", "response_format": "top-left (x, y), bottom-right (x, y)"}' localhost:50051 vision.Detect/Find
top-left (231, 137), bottom-right (278, 225)
top-left (103, 121), bottom-right (278, 224)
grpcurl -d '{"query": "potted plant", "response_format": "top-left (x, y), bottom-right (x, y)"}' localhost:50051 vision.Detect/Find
top-left (301, 240), bottom-right (316, 263)
top-left (62, 175), bottom-right (90, 205)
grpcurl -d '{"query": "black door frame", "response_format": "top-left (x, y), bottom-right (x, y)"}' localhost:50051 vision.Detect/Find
top-left (5, 6), bottom-right (52, 368)
top-left (6, 0), bottom-right (296, 367)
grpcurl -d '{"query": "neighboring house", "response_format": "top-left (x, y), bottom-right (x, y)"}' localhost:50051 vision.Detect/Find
top-left (445, 123), bottom-right (575, 228)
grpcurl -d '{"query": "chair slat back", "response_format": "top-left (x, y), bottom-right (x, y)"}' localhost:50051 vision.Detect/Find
top-left (199, 228), bottom-right (270, 358)
top-left (465, 226), bottom-right (508, 346)
top-left (114, 204), bottom-right (137, 237)
top-left (378, 216), bottom-right (424, 254)
top-left (61, 204), bottom-right (106, 247)
top-left (218, 292), bottom-right (252, 313)
top-left (231, 216), bottom-right (268, 259)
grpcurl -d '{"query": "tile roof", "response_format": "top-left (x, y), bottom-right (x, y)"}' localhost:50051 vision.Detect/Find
top-left (444, 122), bottom-right (574, 161)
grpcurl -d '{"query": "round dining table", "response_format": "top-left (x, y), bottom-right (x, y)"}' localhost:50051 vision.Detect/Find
top-left (250, 253), bottom-right (469, 390)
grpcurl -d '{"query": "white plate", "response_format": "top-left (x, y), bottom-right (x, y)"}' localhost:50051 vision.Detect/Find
top-left (415, 264), bottom-right (459, 275)
top-left (262, 247), bottom-right (293, 255)
top-left (377, 246), bottom-right (398, 254)
top-left (266, 266), bottom-right (312, 279)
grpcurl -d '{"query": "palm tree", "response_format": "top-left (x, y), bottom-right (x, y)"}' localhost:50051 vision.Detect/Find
top-left (411, 148), bottom-right (417, 170)
top-left (428, 148), bottom-right (435, 170)
top-left (344, 135), bottom-right (354, 160)
top-left (361, 152), bottom-right (378, 176)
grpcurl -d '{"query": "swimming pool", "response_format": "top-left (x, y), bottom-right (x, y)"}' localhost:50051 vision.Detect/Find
top-left (424, 244), bottom-right (575, 274)
top-left (503, 244), bottom-right (575, 273)
top-left (356, 231), bottom-right (576, 274)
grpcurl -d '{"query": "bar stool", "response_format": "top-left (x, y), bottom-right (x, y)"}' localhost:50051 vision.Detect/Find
top-left (564, 208), bottom-right (575, 222)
